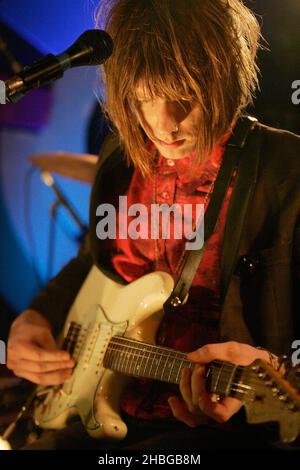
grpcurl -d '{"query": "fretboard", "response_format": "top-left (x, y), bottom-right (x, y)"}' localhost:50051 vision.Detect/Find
top-left (103, 336), bottom-right (192, 384)
top-left (103, 336), bottom-right (254, 399)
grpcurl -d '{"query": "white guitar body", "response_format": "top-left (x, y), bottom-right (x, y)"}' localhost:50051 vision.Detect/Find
top-left (33, 266), bottom-right (174, 440)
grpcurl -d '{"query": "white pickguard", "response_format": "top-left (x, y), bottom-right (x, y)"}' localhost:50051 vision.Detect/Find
top-left (33, 266), bottom-right (174, 440)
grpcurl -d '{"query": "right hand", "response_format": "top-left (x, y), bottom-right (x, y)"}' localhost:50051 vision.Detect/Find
top-left (7, 309), bottom-right (75, 385)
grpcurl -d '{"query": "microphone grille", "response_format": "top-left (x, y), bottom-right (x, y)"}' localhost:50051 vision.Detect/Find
top-left (76, 30), bottom-right (113, 65)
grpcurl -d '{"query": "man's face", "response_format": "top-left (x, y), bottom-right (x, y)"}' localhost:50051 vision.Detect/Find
top-left (134, 87), bottom-right (201, 159)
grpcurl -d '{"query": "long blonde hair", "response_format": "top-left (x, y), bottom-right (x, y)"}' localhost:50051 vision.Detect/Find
top-left (96, 0), bottom-right (261, 175)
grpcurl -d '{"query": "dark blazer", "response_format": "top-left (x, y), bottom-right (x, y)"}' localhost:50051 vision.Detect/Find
top-left (30, 122), bottom-right (300, 355)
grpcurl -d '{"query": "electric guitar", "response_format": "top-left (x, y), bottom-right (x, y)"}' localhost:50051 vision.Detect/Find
top-left (33, 266), bottom-right (300, 443)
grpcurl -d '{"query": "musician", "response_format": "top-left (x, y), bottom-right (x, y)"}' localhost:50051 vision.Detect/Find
top-left (6, 0), bottom-right (300, 449)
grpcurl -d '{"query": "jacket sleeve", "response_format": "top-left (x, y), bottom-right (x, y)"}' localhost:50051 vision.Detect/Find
top-left (28, 235), bottom-right (93, 337)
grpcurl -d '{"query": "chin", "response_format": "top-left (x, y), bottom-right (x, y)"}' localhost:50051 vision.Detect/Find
top-left (157, 143), bottom-right (195, 160)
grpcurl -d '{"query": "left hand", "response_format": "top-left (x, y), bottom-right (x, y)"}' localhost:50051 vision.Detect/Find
top-left (168, 341), bottom-right (271, 427)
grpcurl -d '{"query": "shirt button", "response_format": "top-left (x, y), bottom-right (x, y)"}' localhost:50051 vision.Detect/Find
top-left (167, 159), bottom-right (175, 167)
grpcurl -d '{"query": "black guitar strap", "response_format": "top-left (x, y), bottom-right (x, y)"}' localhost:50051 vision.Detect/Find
top-left (163, 115), bottom-right (258, 314)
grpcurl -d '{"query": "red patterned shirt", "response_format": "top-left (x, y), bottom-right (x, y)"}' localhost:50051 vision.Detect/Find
top-left (111, 134), bottom-right (234, 420)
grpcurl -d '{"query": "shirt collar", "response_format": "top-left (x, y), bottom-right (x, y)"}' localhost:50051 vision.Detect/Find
top-left (150, 130), bottom-right (232, 192)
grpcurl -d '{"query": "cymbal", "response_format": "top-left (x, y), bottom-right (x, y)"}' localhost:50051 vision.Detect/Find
top-left (29, 151), bottom-right (99, 183)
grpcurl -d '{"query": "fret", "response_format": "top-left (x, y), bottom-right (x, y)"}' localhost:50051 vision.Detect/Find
top-left (110, 342), bottom-right (119, 368)
top-left (141, 345), bottom-right (152, 378)
top-left (154, 344), bottom-right (164, 380)
top-left (107, 344), bottom-right (124, 372)
top-left (167, 355), bottom-right (177, 382)
top-left (132, 347), bottom-right (144, 376)
top-left (120, 343), bottom-right (131, 373)
top-left (123, 342), bottom-right (133, 375)
top-left (175, 358), bottom-right (186, 384)
top-left (148, 348), bottom-right (159, 379)
top-left (173, 358), bottom-right (185, 384)
top-left (111, 340), bottom-right (121, 370)
top-left (115, 345), bottom-right (122, 371)
top-left (168, 354), bottom-right (178, 380)
top-left (118, 340), bottom-right (127, 372)
top-left (118, 344), bottom-right (126, 373)
top-left (169, 357), bottom-right (180, 383)
top-left (118, 347), bottom-right (127, 373)
top-left (128, 344), bottom-right (139, 376)
top-left (147, 346), bottom-right (159, 379)
top-left (160, 351), bottom-right (171, 381)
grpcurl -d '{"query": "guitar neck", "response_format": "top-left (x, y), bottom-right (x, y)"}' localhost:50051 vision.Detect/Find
top-left (103, 336), bottom-right (253, 400)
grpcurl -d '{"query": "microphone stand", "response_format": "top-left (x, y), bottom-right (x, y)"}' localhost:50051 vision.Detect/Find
top-left (47, 199), bottom-right (60, 280)
top-left (41, 171), bottom-right (86, 232)
top-left (40, 171), bottom-right (87, 278)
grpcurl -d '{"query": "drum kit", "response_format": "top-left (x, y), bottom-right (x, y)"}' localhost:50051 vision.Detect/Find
top-left (29, 151), bottom-right (99, 184)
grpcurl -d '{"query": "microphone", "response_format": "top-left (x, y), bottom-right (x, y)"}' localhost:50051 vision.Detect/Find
top-left (2, 29), bottom-right (113, 104)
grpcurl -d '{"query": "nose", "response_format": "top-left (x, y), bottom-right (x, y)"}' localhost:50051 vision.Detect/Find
top-left (155, 101), bottom-right (186, 140)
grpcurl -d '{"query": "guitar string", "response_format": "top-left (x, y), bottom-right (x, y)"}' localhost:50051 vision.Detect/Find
top-left (73, 330), bottom-right (283, 390)
top-left (105, 352), bottom-right (291, 398)
top-left (69, 326), bottom-right (277, 379)
top-left (108, 338), bottom-right (275, 380)
top-left (105, 346), bottom-right (255, 382)
top-left (108, 337), bottom-right (272, 376)
top-left (109, 336), bottom-right (274, 373)
top-left (103, 345), bottom-right (285, 395)
top-left (66, 330), bottom-right (291, 398)
top-left (103, 356), bottom-right (277, 399)
top-left (72, 333), bottom-right (280, 391)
